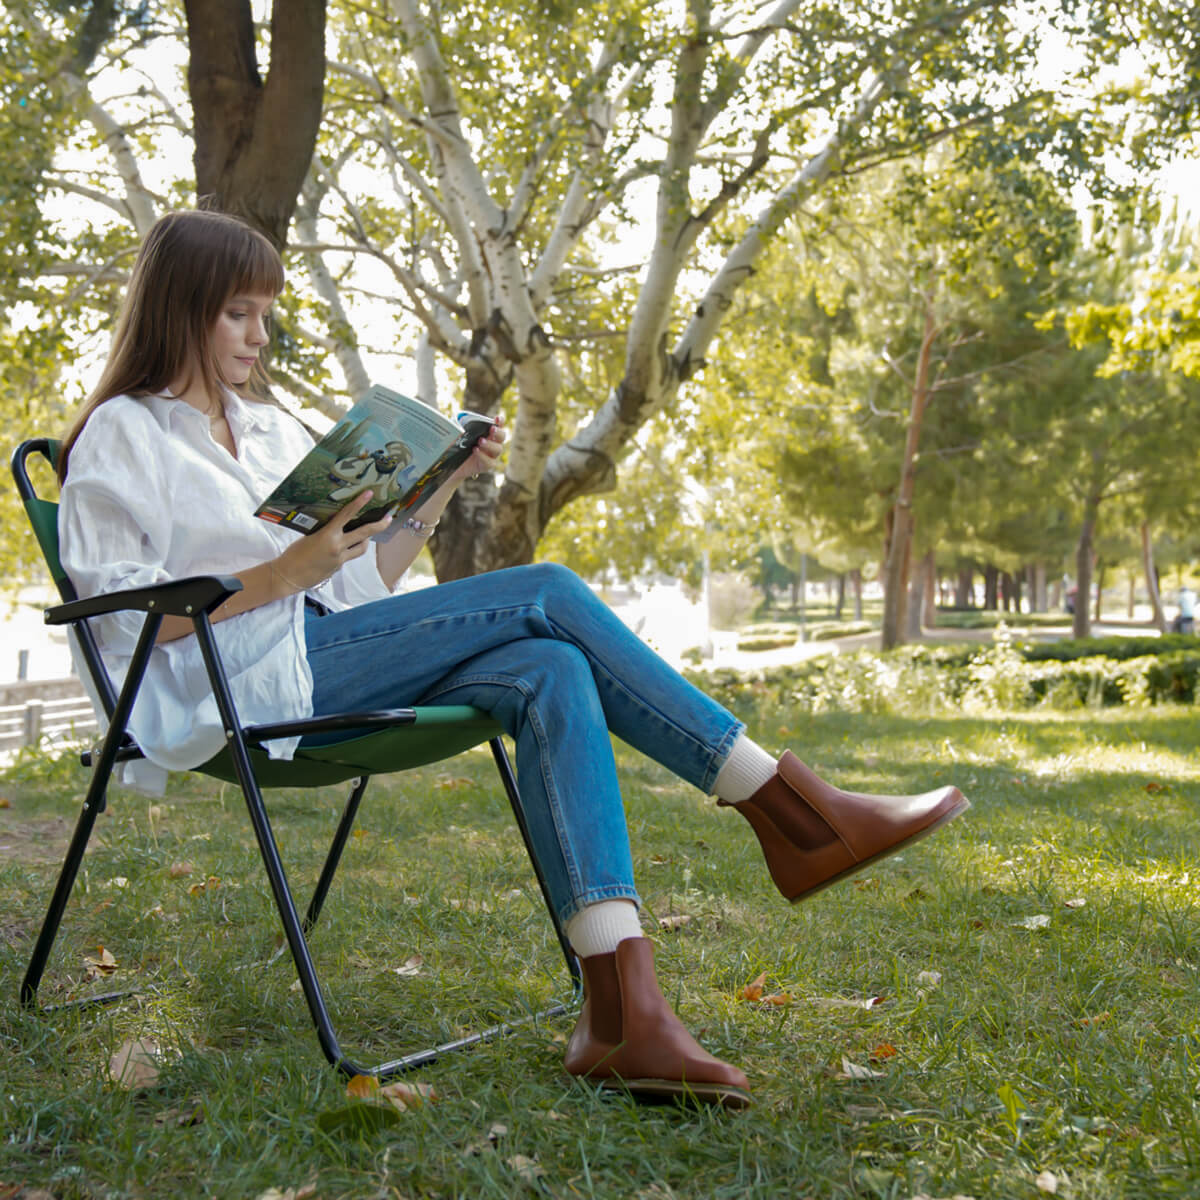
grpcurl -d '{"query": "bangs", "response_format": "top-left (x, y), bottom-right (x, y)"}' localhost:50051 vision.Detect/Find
top-left (230, 234), bottom-right (285, 299)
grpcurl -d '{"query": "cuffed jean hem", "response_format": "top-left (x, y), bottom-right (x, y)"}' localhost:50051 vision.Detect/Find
top-left (698, 719), bottom-right (746, 795)
top-left (557, 885), bottom-right (644, 927)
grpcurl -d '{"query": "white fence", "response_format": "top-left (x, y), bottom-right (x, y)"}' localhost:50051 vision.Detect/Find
top-left (0, 687), bottom-right (97, 752)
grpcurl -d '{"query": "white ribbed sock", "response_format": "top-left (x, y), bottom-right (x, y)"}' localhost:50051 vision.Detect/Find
top-left (712, 733), bottom-right (778, 803)
top-left (565, 899), bottom-right (643, 958)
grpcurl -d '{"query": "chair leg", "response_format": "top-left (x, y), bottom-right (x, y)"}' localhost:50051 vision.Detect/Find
top-left (21, 612), bottom-right (162, 1011)
top-left (304, 775), bottom-right (369, 933)
top-left (488, 737), bottom-right (581, 987)
top-left (20, 789), bottom-right (115, 1007)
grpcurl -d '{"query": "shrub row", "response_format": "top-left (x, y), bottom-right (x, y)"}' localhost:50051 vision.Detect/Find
top-left (686, 639), bottom-right (1200, 718)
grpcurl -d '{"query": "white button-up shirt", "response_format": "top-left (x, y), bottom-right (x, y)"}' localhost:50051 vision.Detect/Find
top-left (59, 390), bottom-right (398, 782)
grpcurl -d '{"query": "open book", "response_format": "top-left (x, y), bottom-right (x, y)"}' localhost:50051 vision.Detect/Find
top-left (255, 384), bottom-right (495, 535)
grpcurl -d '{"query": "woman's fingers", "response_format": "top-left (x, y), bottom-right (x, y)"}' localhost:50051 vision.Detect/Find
top-left (329, 488), bottom-right (377, 531)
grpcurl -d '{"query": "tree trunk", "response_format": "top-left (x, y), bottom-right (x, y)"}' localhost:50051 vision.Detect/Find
top-left (851, 568), bottom-right (863, 622)
top-left (1094, 560), bottom-right (1105, 623)
top-left (835, 572), bottom-right (846, 620)
top-left (1033, 562), bottom-right (1047, 613)
top-left (1072, 498), bottom-right (1099, 639)
top-left (881, 305), bottom-right (938, 650)
top-left (923, 552), bottom-right (937, 627)
top-left (984, 565), bottom-right (999, 610)
top-left (185, 0), bottom-right (327, 250)
top-left (955, 564), bottom-right (974, 608)
top-left (1141, 521), bottom-right (1167, 632)
top-left (432, 368), bottom-right (516, 580)
top-left (905, 553), bottom-right (925, 640)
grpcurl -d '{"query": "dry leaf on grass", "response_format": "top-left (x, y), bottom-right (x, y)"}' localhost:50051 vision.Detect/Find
top-left (1035, 1170), bottom-right (1060, 1193)
top-left (169, 861), bottom-right (194, 877)
top-left (380, 1080), bottom-right (437, 1111)
top-left (255, 1187), bottom-right (317, 1200)
top-left (393, 955), bottom-right (424, 977)
top-left (809, 995), bottom-right (886, 1011)
top-left (187, 874), bottom-right (221, 896)
top-left (108, 1038), bottom-right (163, 1090)
top-left (84, 946), bottom-right (118, 973)
top-left (1074, 1012), bottom-right (1110, 1027)
top-left (658, 913), bottom-right (692, 931)
top-left (1064, 897), bottom-right (1087, 909)
top-left (836, 1056), bottom-right (885, 1081)
top-left (318, 1075), bottom-right (437, 1134)
top-left (763, 992), bottom-right (792, 1006)
top-left (153, 1102), bottom-right (204, 1127)
top-left (0, 797), bottom-right (10, 809)
top-left (916, 970), bottom-right (942, 989)
top-left (464, 1121), bottom-right (509, 1156)
top-left (1014, 914), bottom-right (1051, 930)
top-left (869, 1043), bottom-right (898, 1062)
top-left (506, 1155), bottom-right (547, 1189)
top-left (737, 971), bottom-right (767, 1002)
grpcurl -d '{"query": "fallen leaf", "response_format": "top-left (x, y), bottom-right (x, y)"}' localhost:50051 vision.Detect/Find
top-left (464, 1120), bottom-right (509, 1155)
top-left (1014, 914), bottom-right (1051, 930)
top-left (869, 1043), bottom-right (898, 1062)
top-left (345, 1074), bottom-right (380, 1100)
top-left (1063, 897), bottom-right (1087, 909)
top-left (148, 804), bottom-right (165, 820)
top-left (1144, 781), bottom-right (1169, 793)
top-left (188, 875), bottom-right (221, 895)
top-left (505, 1154), bottom-right (546, 1189)
top-left (808, 995), bottom-right (886, 1011)
top-left (142, 904), bottom-right (166, 921)
top-left (108, 1038), bottom-right (162, 1090)
top-left (1035, 1170), bottom-right (1059, 1193)
top-left (84, 946), bottom-right (118, 973)
top-left (169, 861), bottom-right (194, 877)
top-left (737, 971), bottom-right (767, 1002)
top-left (393, 955), bottom-right (424, 977)
top-left (658, 913), bottom-right (692, 931)
top-left (0, 797), bottom-right (10, 808)
top-left (254, 1187), bottom-right (317, 1200)
top-left (434, 775), bottom-right (473, 790)
top-left (108, 877), bottom-right (128, 889)
top-left (1074, 1012), bottom-right (1110, 1027)
top-left (916, 970), bottom-right (942, 988)
top-left (380, 1080), bottom-right (437, 1111)
top-left (763, 992), bottom-right (792, 1006)
top-left (154, 1102), bottom-right (204, 1127)
top-left (837, 1056), bottom-right (885, 1081)
top-left (852, 877), bottom-right (880, 890)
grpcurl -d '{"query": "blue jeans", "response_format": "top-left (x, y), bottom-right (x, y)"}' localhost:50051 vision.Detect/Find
top-left (302, 563), bottom-right (743, 924)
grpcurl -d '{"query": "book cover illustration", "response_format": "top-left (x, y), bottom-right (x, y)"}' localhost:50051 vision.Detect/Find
top-left (255, 384), bottom-right (493, 534)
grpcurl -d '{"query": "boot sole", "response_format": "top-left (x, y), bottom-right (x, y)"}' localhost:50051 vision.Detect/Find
top-left (597, 1076), bottom-right (754, 1110)
top-left (788, 794), bottom-right (971, 903)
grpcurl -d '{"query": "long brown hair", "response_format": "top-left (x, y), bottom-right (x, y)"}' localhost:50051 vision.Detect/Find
top-left (58, 209), bottom-right (285, 481)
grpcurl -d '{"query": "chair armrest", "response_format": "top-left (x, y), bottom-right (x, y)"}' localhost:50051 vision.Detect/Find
top-left (244, 710), bottom-right (418, 744)
top-left (44, 575), bottom-right (244, 625)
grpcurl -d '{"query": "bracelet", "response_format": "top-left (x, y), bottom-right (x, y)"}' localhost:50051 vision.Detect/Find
top-left (270, 559), bottom-right (309, 594)
top-left (399, 515), bottom-right (439, 539)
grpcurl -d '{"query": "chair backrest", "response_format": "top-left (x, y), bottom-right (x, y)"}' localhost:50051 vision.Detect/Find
top-left (11, 438), bottom-right (117, 716)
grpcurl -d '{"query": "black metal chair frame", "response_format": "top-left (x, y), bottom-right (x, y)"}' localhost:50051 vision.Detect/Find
top-left (12, 437), bottom-right (579, 1080)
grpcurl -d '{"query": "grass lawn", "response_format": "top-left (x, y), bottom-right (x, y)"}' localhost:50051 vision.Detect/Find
top-left (2, 704), bottom-right (1199, 1199)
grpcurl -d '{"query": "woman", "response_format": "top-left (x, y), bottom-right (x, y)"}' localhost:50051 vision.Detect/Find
top-left (59, 210), bottom-right (968, 1109)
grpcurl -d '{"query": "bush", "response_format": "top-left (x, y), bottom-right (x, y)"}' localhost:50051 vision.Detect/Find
top-left (1021, 633), bottom-right (1200, 662)
top-left (684, 633), bottom-right (1200, 720)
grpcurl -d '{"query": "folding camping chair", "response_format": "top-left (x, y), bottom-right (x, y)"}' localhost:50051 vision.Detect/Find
top-left (11, 437), bottom-right (579, 1080)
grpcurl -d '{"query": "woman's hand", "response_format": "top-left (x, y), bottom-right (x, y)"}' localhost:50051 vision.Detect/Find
top-left (448, 413), bottom-right (506, 489)
top-left (273, 489), bottom-right (393, 590)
